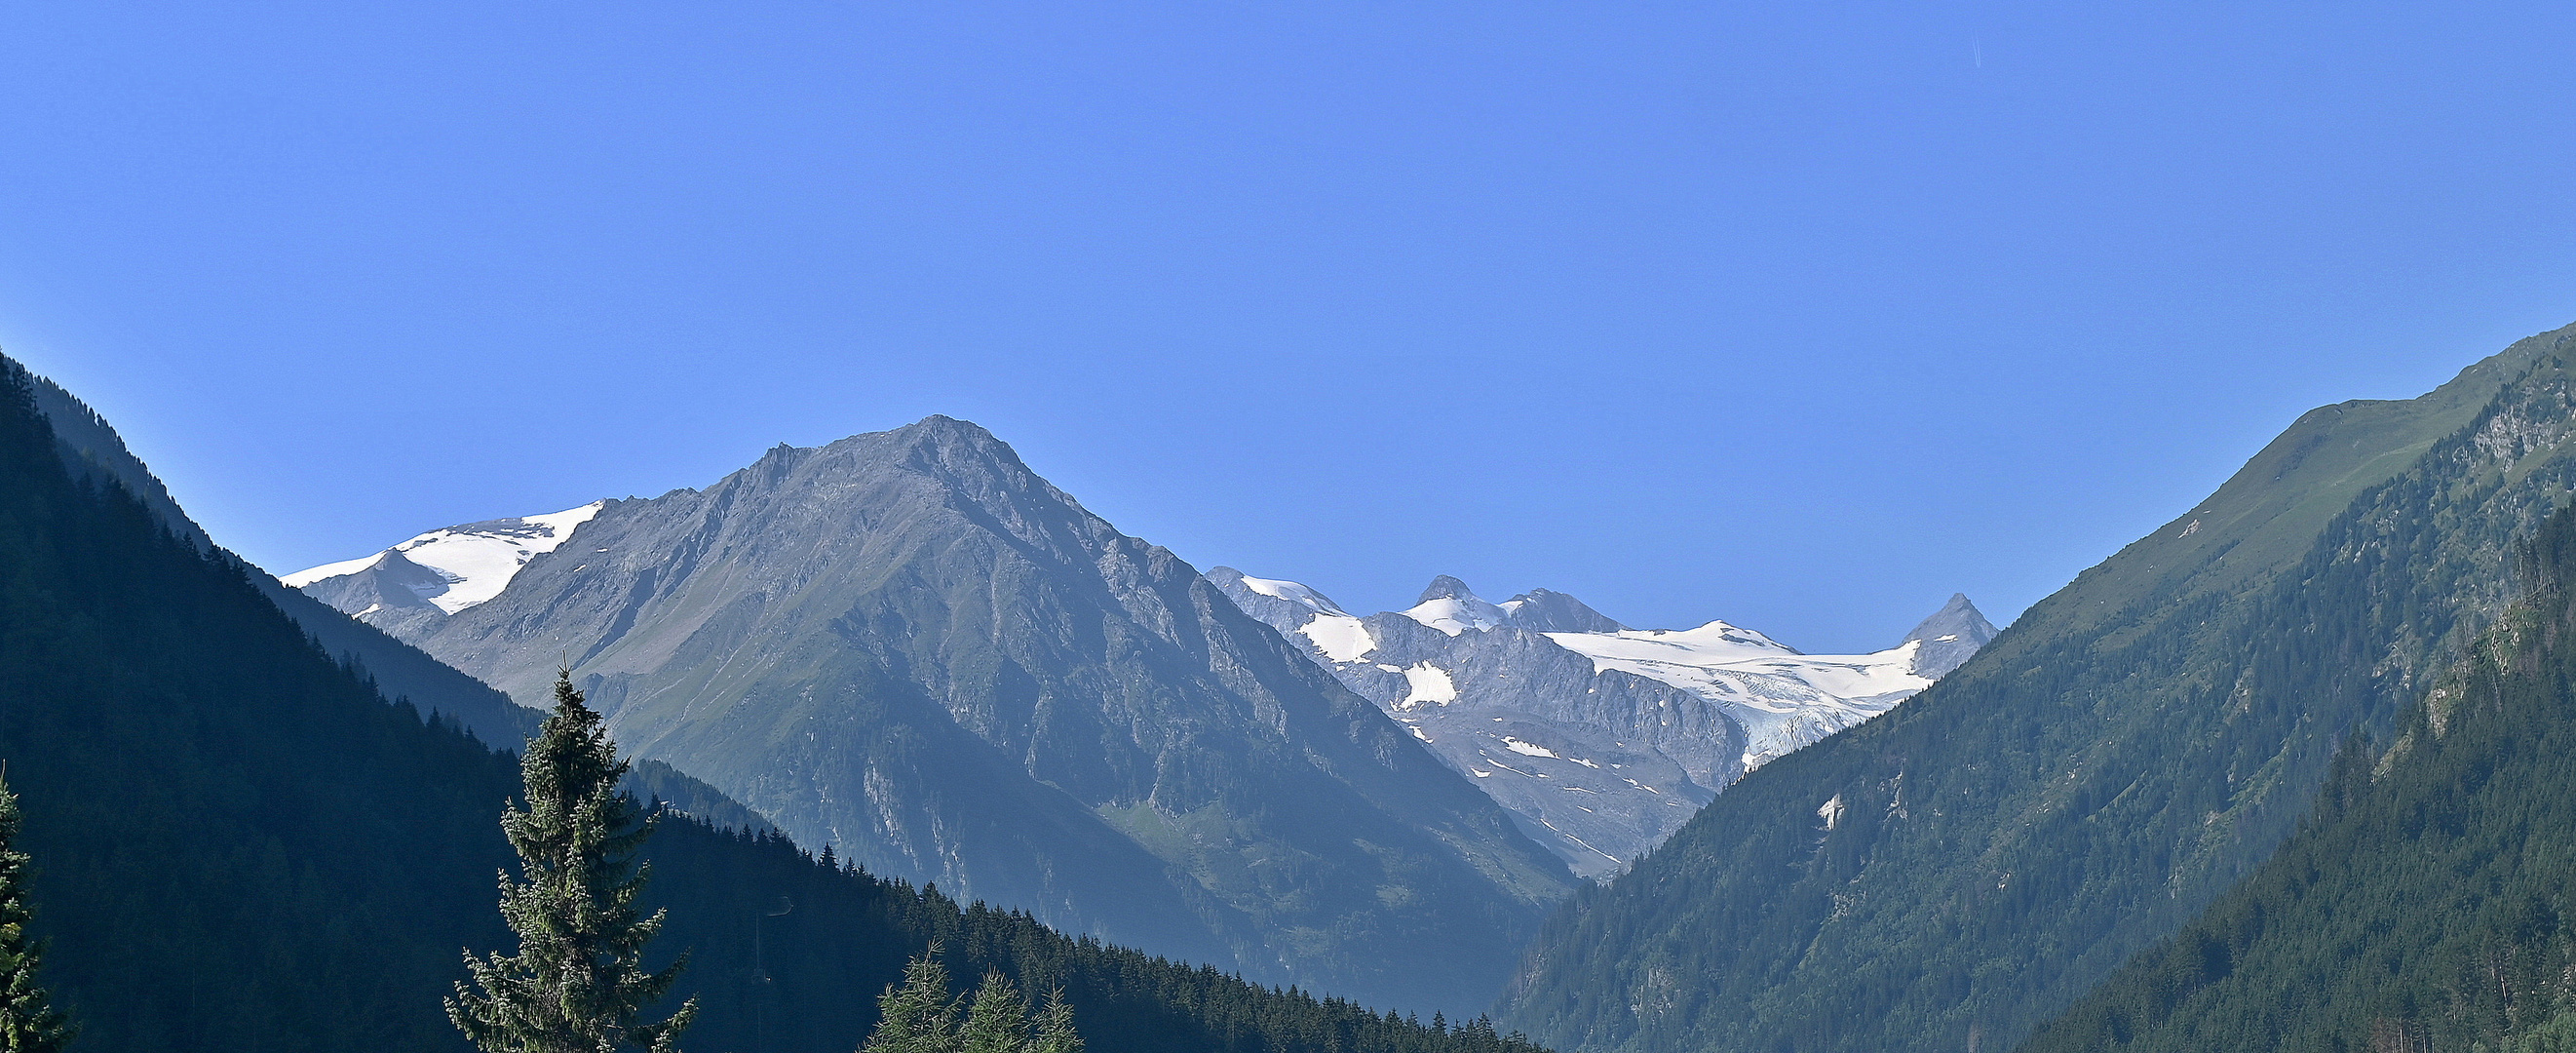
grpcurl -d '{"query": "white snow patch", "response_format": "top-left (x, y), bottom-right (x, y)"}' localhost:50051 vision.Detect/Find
top-left (1236, 574), bottom-right (1352, 616)
top-left (280, 551), bottom-right (387, 588)
top-left (1397, 663), bottom-right (1458, 709)
top-left (1400, 594), bottom-right (1511, 636)
top-left (1500, 737), bottom-right (1558, 760)
top-left (1298, 614), bottom-right (1377, 663)
top-left (1546, 624), bottom-right (1933, 770)
top-left (283, 500), bottom-right (606, 613)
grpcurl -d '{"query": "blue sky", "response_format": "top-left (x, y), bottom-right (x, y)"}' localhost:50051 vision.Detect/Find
top-left (3, 3), bottom-right (2573, 652)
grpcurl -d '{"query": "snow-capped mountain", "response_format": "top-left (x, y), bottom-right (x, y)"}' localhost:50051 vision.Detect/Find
top-left (1211, 568), bottom-right (1995, 878)
top-left (282, 502), bottom-right (604, 630)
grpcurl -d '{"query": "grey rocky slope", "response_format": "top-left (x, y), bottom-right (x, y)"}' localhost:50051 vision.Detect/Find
top-left (1902, 592), bottom-right (1997, 678)
top-left (1211, 567), bottom-right (1992, 878)
top-left (292, 416), bottom-right (1576, 1015)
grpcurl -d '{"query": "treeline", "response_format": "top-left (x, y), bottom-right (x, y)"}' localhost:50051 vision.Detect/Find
top-left (0, 354), bottom-right (1542, 1052)
top-left (2025, 501), bottom-right (2576, 1053)
top-left (649, 824), bottom-right (1546, 1053)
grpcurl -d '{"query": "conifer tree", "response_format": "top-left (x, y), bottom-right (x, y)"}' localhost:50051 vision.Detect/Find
top-left (449, 672), bottom-right (696, 1053)
top-left (1028, 989), bottom-right (1082, 1053)
top-left (0, 774), bottom-right (69, 1053)
top-left (959, 971), bottom-right (1029, 1053)
top-left (863, 950), bottom-right (959, 1053)
top-left (860, 950), bottom-right (1084, 1053)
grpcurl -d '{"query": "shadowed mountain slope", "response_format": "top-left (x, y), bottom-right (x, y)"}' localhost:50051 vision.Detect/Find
top-left (1498, 323), bottom-right (2576, 1053)
top-left (28, 375), bottom-right (769, 828)
top-left (29, 375), bottom-right (543, 749)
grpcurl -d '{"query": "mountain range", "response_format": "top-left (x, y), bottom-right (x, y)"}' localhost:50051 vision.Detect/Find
top-left (0, 353), bottom-right (1543, 1053)
top-left (1209, 567), bottom-right (1993, 877)
top-left (284, 417), bottom-right (1577, 1015)
top-left (37, 309), bottom-right (2576, 1053)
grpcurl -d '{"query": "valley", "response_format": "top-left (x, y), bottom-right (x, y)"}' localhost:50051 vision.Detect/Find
top-left (11, 323), bottom-right (2576, 1053)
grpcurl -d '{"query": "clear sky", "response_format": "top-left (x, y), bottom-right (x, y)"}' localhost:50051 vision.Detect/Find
top-left (4, 3), bottom-right (2573, 653)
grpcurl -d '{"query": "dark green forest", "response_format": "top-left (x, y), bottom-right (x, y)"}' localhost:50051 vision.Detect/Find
top-left (1498, 332), bottom-right (2576, 1053)
top-left (2023, 501), bottom-right (2576, 1053)
top-left (0, 355), bottom-right (1543, 1053)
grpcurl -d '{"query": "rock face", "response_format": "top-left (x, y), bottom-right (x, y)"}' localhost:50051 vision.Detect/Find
top-left (1210, 567), bottom-right (1985, 878)
top-left (1901, 592), bottom-right (1999, 679)
top-left (288, 416), bottom-right (1574, 1015)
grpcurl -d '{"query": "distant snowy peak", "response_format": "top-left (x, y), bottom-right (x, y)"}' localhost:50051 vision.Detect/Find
top-left (1403, 576), bottom-right (1628, 636)
top-left (1232, 571), bottom-right (1353, 618)
top-left (1543, 625), bottom-right (1931, 769)
top-left (283, 500), bottom-right (605, 615)
top-left (1205, 566), bottom-right (1378, 662)
top-left (1495, 589), bottom-right (1627, 634)
top-left (1403, 592), bottom-right (1514, 636)
top-left (1211, 566), bottom-right (1998, 876)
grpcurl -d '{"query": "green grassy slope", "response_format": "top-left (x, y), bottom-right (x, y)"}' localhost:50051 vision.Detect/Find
top-left (1497, 324), bottom-right (2576, 1053)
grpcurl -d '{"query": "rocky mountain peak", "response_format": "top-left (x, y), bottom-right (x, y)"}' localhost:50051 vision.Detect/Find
top-left (1901, 593), bottom-right (2000, 679)
top-left (297, 420), bottom-right (1577, 1015)
top-left (1499, 588), bottom-right (1628, 633)
top-left (1416, 574), bottom-right (1479, 604)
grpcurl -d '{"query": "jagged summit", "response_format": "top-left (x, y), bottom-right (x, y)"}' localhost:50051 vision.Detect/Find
top-left (1901, 593), bottom-right (1999, 678)
top-left (1498, 588), bottom-right (1627, 634)
top-left (1416, 575), bottom-right (1476, 604)
top-left (1216, 570), bottom-right (1988, 878)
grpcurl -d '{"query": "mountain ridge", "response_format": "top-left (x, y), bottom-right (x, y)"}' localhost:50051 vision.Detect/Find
top-left (291, 414), bottom-right (1578, 1015)
top-left (1211, 567), bottom-right (1988, 878)
top-left (1494, 321), bottom-right (2576, 1053)
top-left (2021, 499), bottom-right (2576, 1053)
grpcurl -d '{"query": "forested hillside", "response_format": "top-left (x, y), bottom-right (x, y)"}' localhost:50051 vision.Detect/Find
top-left (0, 354), bottom-right (1544, 1052)
top-left (1498, 326), bottom-right (2576, 1053)
top-left (2023, 503), bottom-right (2576, 1053)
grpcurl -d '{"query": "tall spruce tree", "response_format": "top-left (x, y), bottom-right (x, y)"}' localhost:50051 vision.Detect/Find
top-left (448, 672), bottom-right (695, 1053)
top-left (0, 773), bottom-right (68, 1053)
top-left (862, 951), bottom-right (960, 1053)
top-left (959, 971), bottom-right (1029, 1053)
top-left (1028, 990), bottom-right (1081, 1053)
